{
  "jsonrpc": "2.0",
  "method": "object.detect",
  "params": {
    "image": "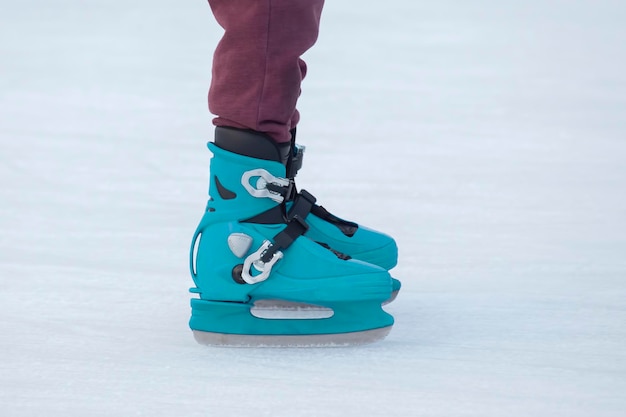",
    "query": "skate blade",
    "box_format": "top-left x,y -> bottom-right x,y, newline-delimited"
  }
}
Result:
192,325 -> 392,348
